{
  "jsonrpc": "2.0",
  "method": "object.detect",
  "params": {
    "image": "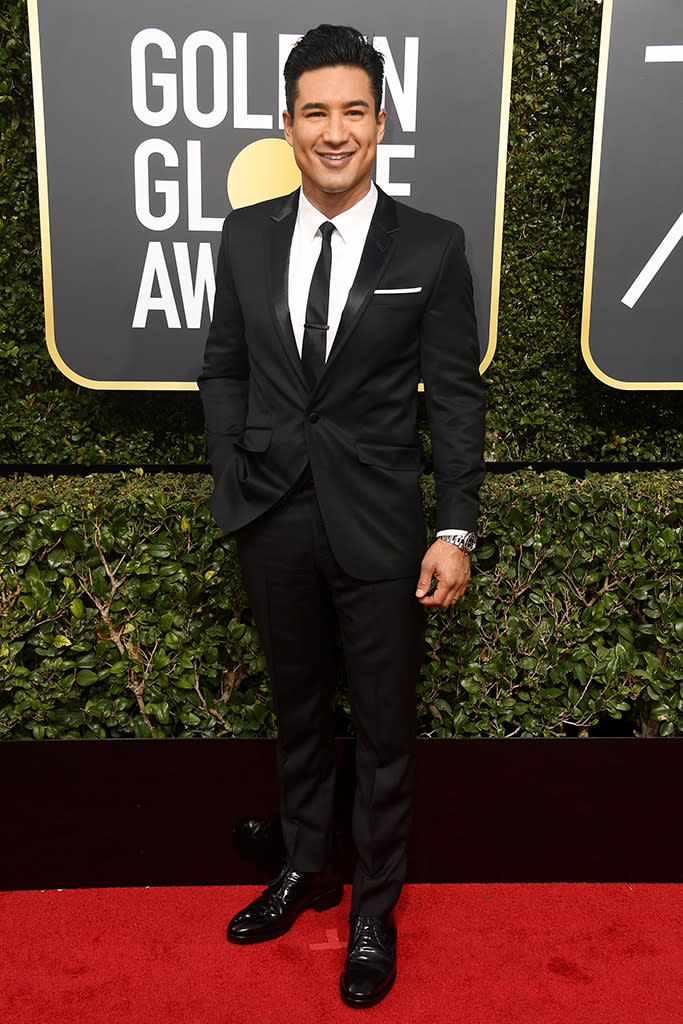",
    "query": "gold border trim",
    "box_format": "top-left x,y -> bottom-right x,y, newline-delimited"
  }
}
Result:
29,1 -> 515,390
480,0 -> 516,375
581,0 -> 682,390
